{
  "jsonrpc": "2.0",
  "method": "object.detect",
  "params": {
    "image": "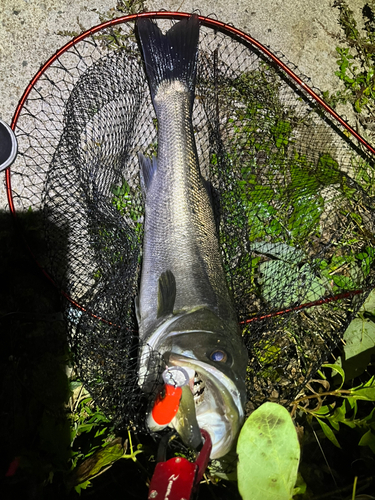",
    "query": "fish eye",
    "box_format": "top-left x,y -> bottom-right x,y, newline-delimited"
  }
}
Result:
210,350 -> 227,363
